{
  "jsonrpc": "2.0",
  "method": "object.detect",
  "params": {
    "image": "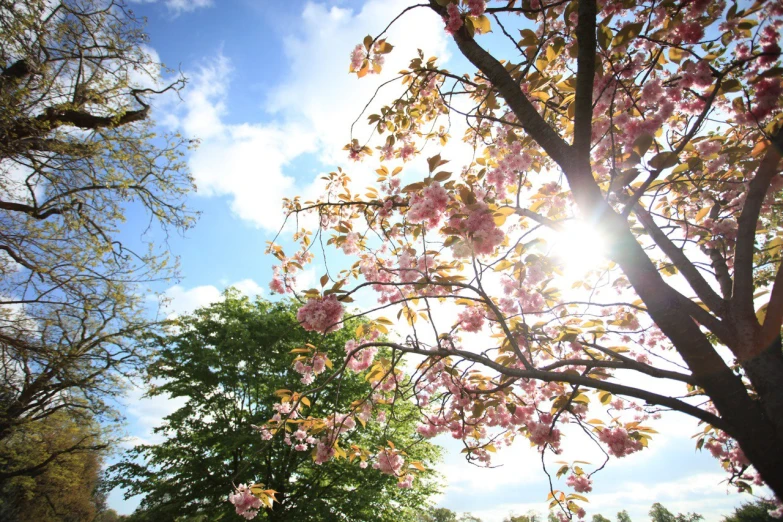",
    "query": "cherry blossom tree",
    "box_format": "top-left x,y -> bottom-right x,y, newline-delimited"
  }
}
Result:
240,0 -> 783,518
